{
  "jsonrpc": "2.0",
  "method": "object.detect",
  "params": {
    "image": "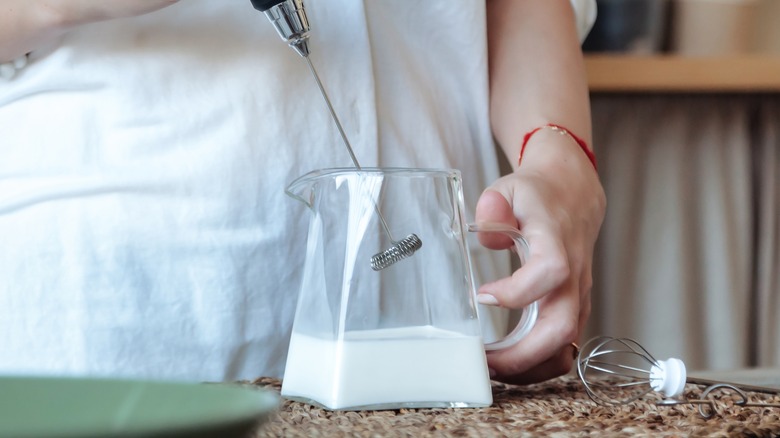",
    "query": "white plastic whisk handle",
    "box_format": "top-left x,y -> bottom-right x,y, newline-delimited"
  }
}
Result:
650,358 -> 687,398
